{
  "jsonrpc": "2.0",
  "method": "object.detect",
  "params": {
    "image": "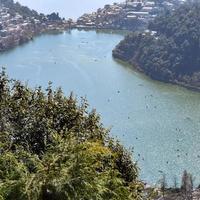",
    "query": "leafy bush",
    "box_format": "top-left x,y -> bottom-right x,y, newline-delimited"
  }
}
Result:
0,69 -> 145,200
